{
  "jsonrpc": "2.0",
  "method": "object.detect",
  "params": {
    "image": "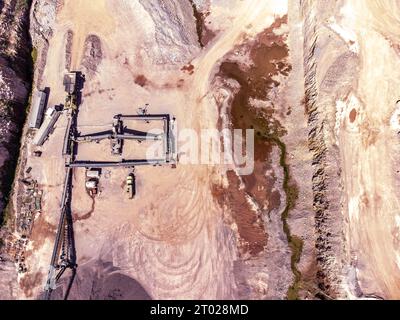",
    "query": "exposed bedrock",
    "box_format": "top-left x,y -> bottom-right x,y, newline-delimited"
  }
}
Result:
301,0 -> 360,298
138,0 -> 201,64
29,0 -> 57,87
80,34 -> 102,77
0,0 -> 33,223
